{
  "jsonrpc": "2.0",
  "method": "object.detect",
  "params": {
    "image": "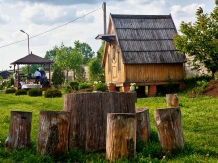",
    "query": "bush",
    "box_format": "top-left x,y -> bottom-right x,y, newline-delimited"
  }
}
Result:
93,82 -> 107,92
44,88 -> 62,98
28,88 -> 42,97
69,81 -> 79,91
5,88 -> 16,94
15,89 -> 27,95
78,83 -> 90,90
